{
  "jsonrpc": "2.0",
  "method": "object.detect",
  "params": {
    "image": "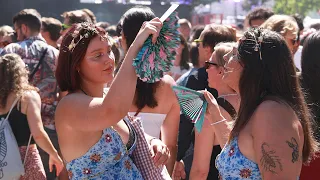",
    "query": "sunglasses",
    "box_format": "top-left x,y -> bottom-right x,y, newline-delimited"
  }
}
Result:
62,24 -> 72,31
205,61 -> 219,69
